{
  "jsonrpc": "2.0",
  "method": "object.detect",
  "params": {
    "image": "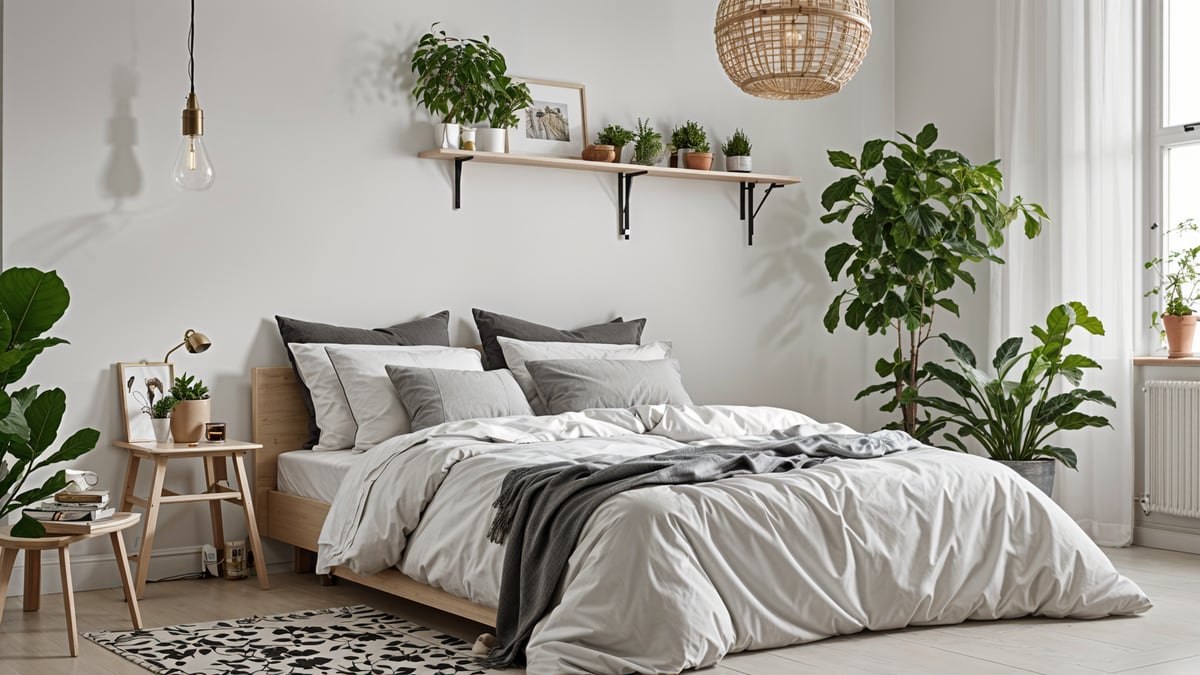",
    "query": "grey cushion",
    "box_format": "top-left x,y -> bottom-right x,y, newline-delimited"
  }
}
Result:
472,308 -> 645,370
386,365 -> 533,431
525,358 -> 693,415
276,312 -> 450,447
